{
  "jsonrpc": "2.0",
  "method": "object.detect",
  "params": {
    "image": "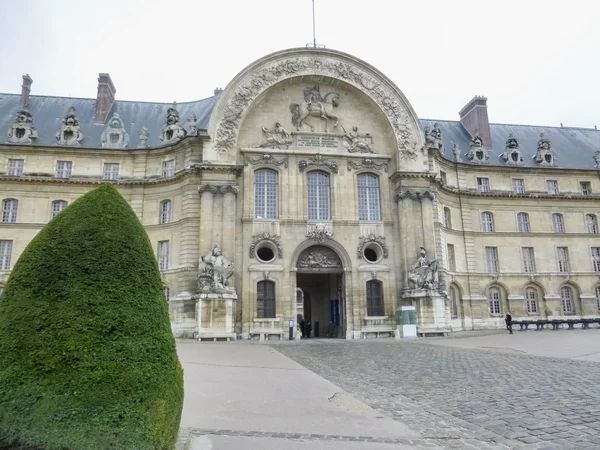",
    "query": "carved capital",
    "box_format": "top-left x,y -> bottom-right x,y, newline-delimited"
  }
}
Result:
244,154 -> 289,168
219,185 -> 240,196
395,189 -> 435,203
198,184 -> 218,195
